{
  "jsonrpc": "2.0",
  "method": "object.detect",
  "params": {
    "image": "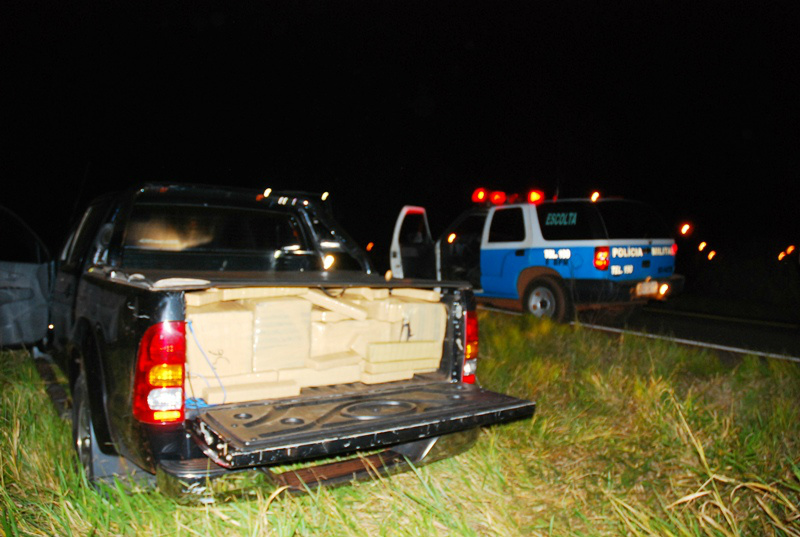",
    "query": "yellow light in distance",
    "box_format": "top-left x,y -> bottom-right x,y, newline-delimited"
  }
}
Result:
447,233 -> 457,243
590,191 -> 600,202
263,188 -> 272,197
698,241 -> 707,251
323,254 -> 335,270
680,223 -> 692,235
659,283 -> 670,296
321,192 -> 329,201
778,251 -> 786,261
708,251 -> 716,260
366,242 -> 374,252
787,245 -> 796,255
